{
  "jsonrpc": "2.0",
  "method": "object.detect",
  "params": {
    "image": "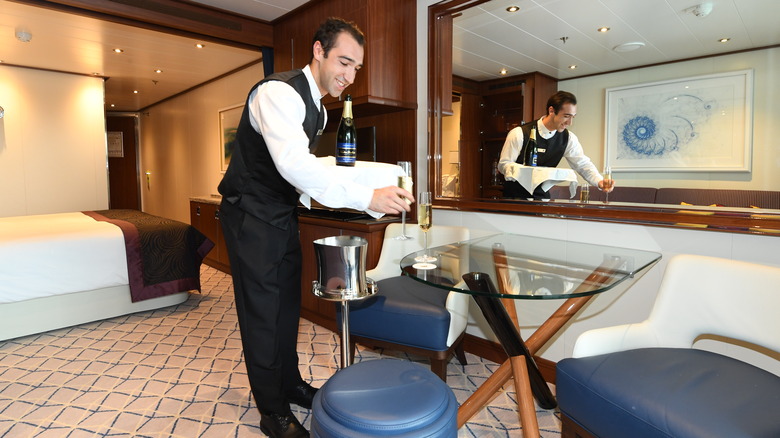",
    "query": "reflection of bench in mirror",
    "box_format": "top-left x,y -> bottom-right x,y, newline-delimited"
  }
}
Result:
547,186 -> 780,209
548,185 -> 657,204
